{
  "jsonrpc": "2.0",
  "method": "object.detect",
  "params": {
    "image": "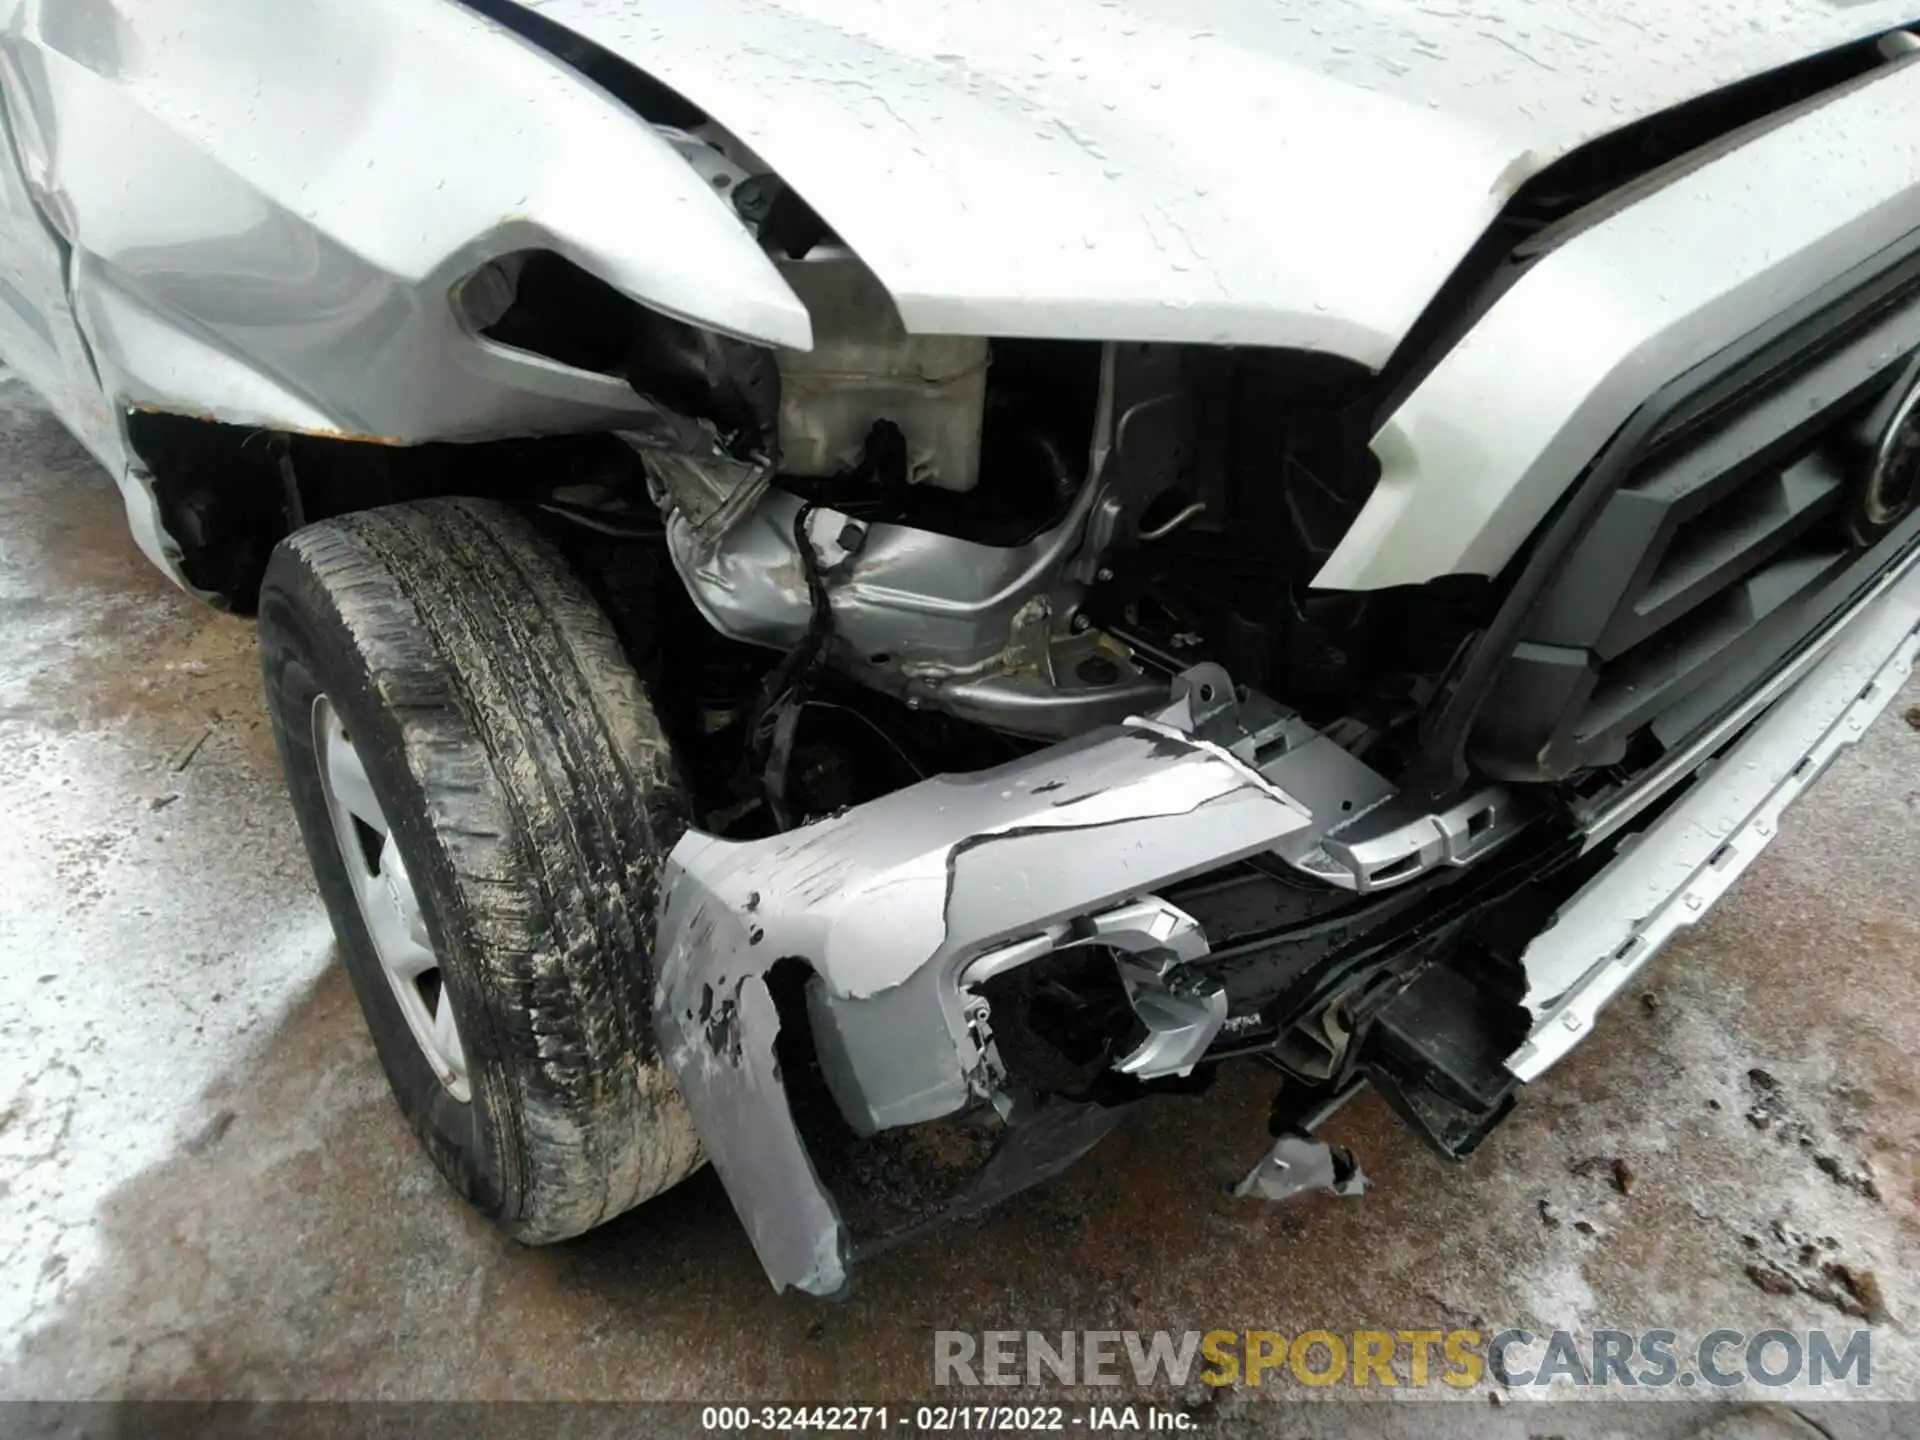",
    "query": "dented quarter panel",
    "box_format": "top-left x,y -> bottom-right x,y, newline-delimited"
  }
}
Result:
0,36 -> 119,469
0,0 -> 811,580
495,0 -> 1918,364
653,719 -> 1315,1294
